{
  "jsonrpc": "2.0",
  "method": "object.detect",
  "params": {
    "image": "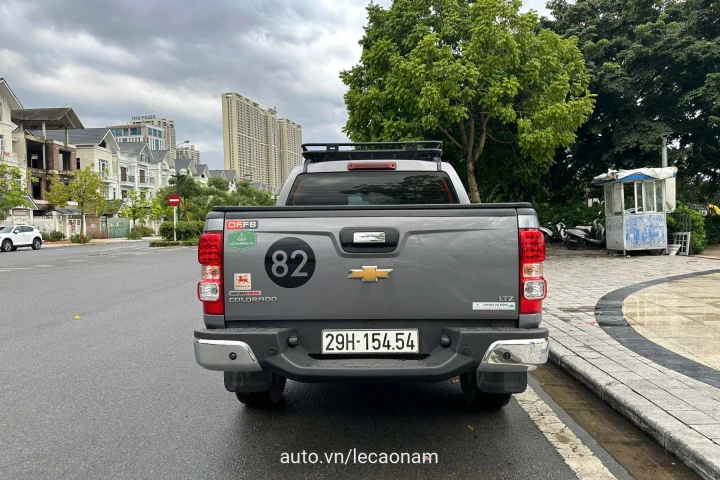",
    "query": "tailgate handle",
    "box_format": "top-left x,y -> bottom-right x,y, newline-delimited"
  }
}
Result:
340,228 -> 399,253
353,231 -> 386,244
